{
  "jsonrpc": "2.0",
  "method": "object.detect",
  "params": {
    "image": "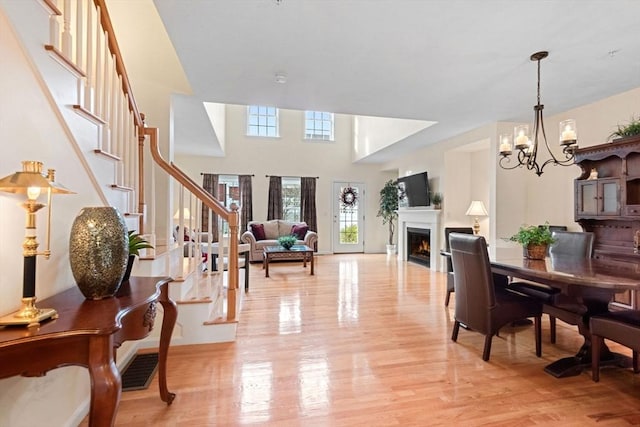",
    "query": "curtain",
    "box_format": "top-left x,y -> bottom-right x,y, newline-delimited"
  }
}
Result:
202,173 -> 219,242
300,176 -> 317,232
239,175 -> 253,234
267,176 -> 282,220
